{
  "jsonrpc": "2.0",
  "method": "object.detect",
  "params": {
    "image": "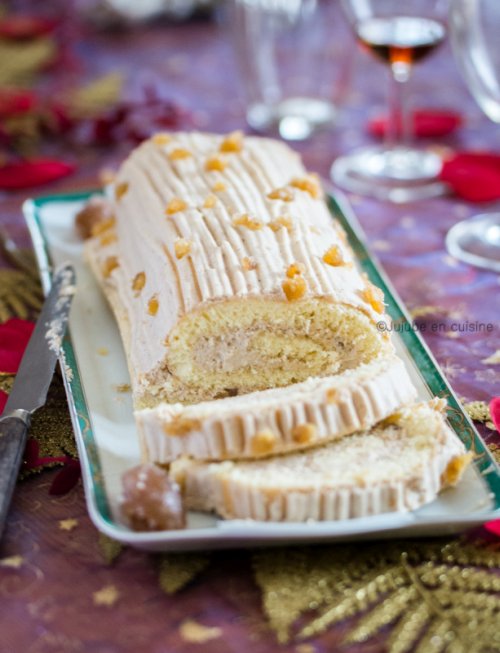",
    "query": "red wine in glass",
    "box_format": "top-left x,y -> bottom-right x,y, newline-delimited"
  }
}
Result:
356,16 -> 446,69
